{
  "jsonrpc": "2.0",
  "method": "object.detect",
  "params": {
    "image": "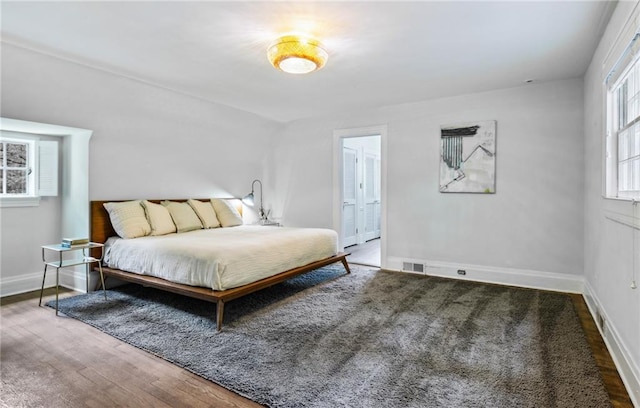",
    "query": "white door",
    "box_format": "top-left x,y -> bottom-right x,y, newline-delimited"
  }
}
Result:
363,150 -> 381,241
342,146 -> 358,247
